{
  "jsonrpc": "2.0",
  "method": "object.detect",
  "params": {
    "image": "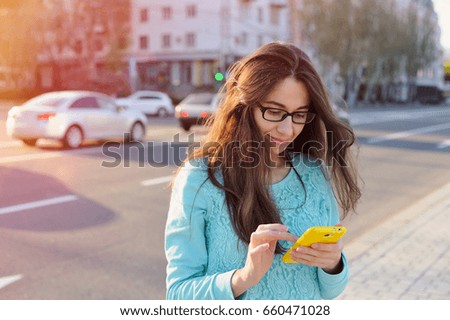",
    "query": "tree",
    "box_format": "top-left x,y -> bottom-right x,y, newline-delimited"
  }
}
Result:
0,0 -> 131,94
298,0 -> 441,106
38,0 -> 130,89
0,0 -> 42,91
